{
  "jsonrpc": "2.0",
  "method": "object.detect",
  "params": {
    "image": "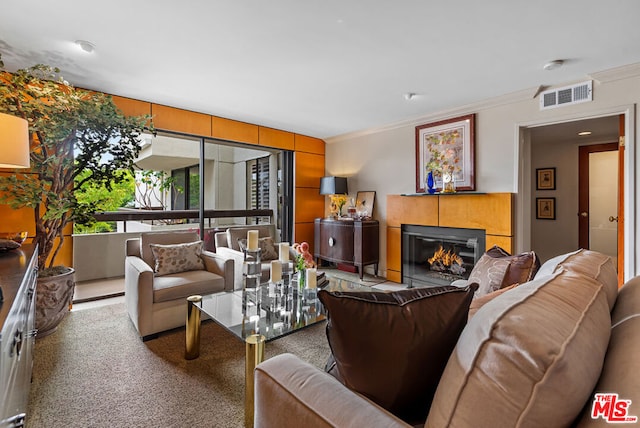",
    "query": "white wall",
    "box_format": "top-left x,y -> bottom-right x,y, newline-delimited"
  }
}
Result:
326,66 -> 640,280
